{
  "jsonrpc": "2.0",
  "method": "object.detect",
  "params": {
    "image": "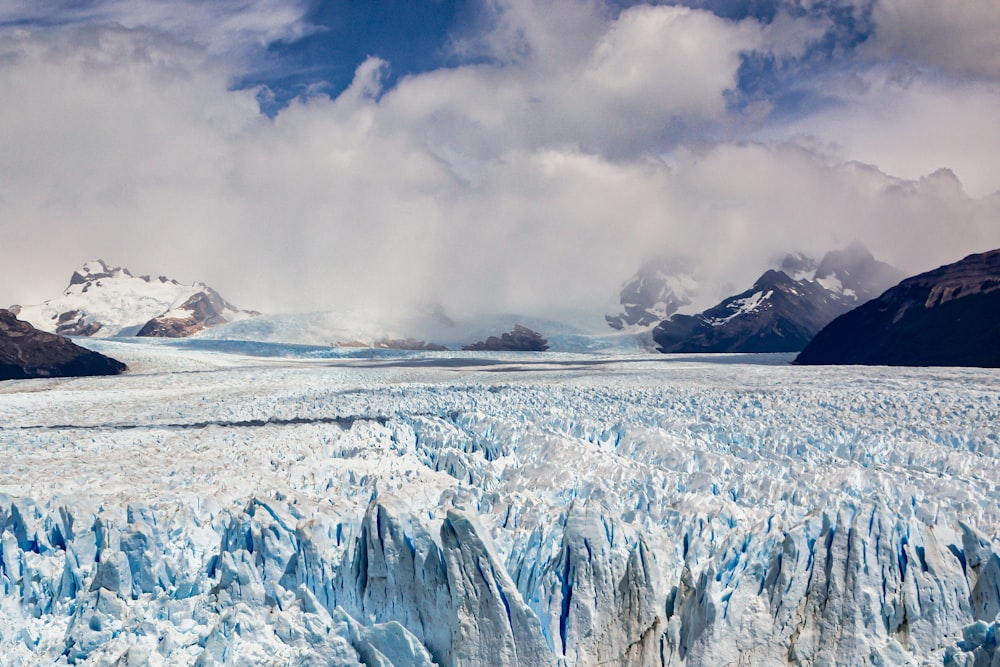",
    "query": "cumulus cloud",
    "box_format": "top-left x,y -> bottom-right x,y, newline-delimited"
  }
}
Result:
1,1 -> 998,324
